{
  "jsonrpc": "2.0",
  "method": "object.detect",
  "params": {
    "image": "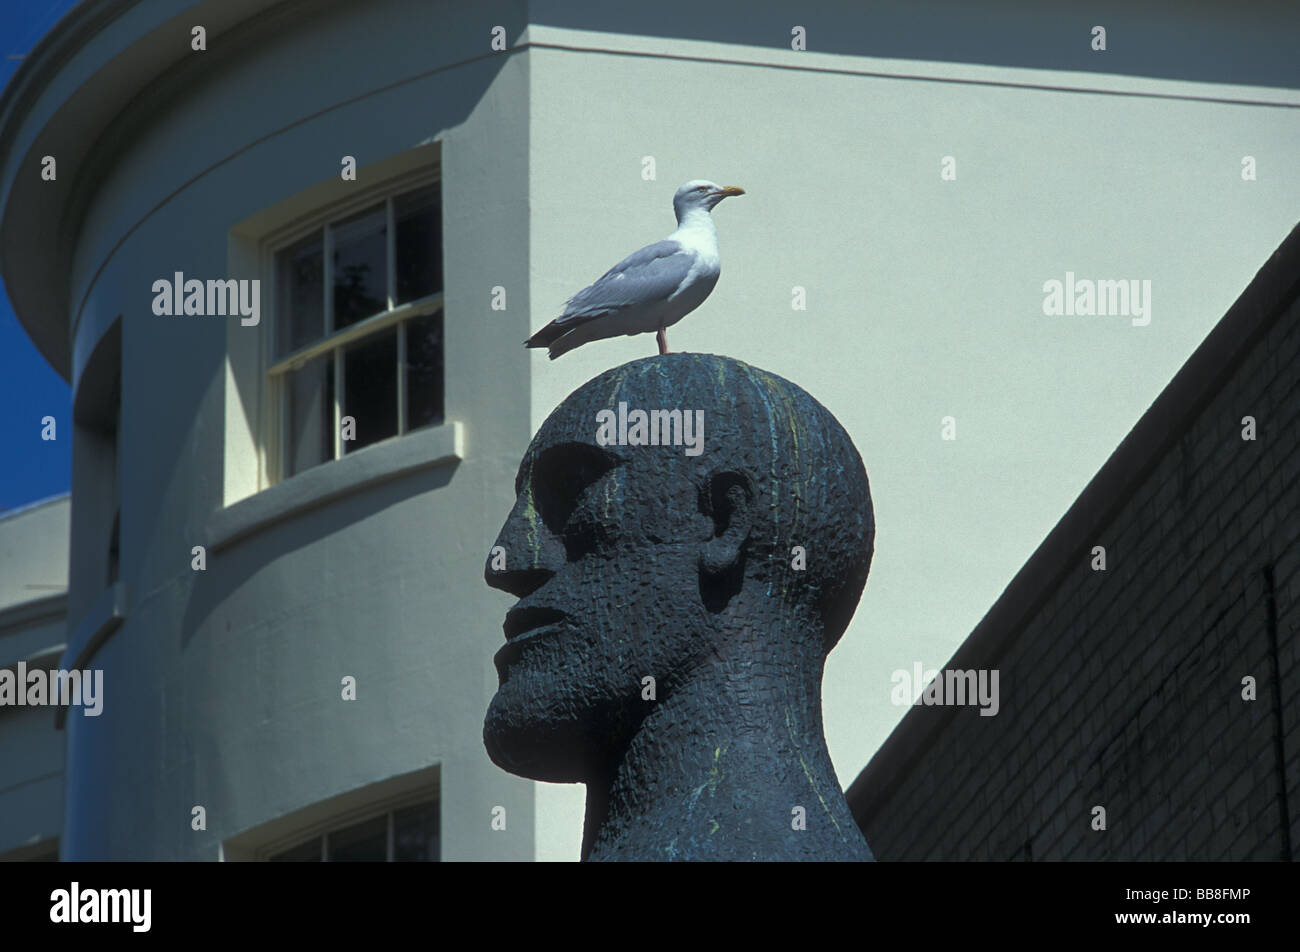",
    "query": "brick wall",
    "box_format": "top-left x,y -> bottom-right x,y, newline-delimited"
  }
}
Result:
848,226 -> 1300,860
